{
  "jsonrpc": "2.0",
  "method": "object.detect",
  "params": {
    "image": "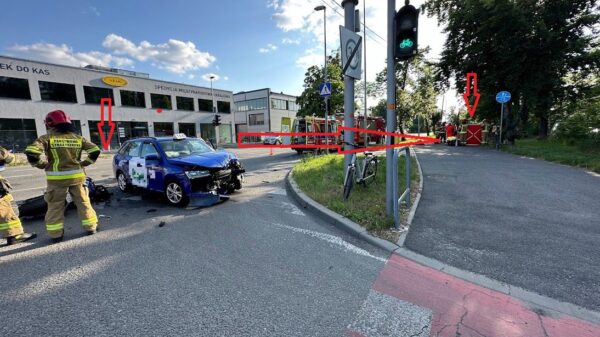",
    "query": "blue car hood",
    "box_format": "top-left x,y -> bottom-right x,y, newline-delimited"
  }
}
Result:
167,151 -> 236,169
